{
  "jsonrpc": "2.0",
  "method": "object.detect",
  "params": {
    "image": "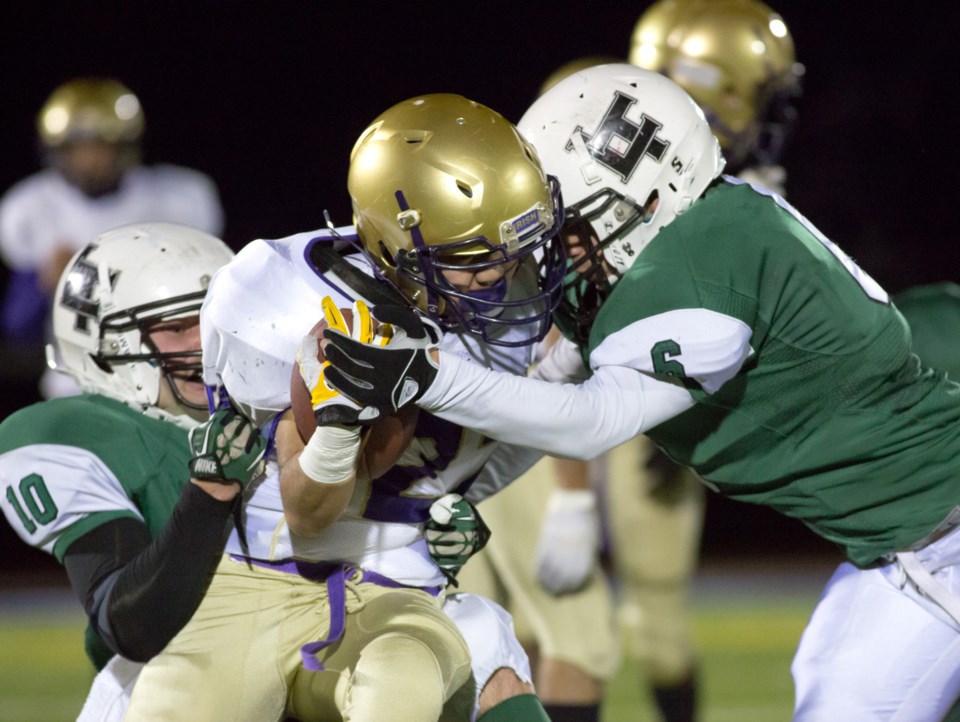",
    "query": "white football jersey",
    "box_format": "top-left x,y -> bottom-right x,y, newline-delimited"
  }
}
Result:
0,164 -> 223,270
201,227 -> 538,586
